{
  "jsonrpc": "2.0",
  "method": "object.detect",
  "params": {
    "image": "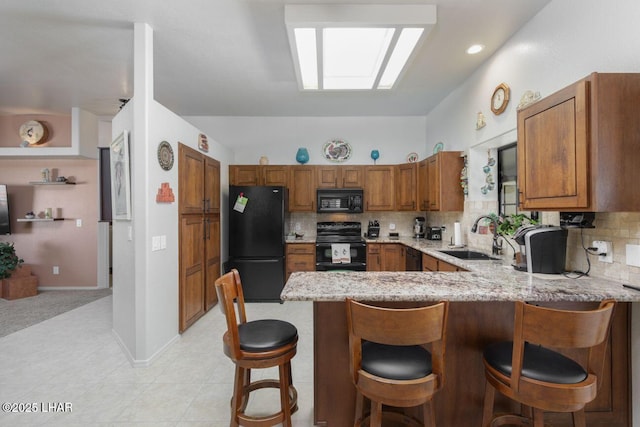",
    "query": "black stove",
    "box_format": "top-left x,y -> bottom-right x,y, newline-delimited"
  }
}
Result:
315,222 -> 366,271
315,221 -> 365,243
